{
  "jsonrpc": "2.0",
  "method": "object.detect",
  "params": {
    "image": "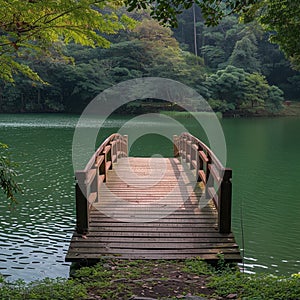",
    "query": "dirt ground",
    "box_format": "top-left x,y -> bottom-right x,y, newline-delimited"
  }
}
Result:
76,259 -> 232,300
